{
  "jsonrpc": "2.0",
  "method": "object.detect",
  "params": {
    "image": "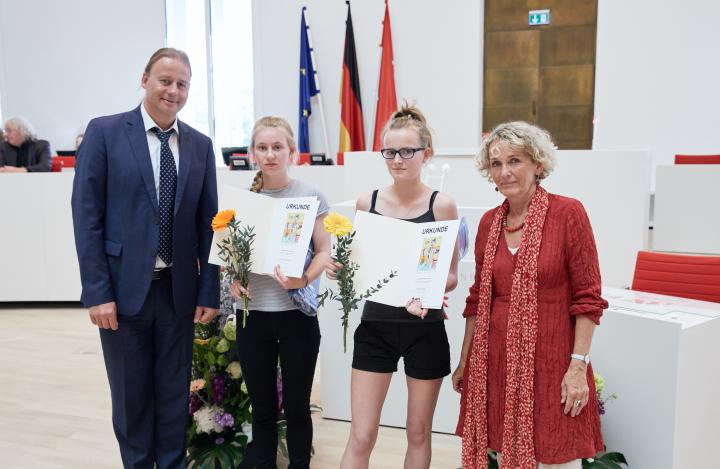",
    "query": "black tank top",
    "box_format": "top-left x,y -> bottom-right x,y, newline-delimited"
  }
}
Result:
361,190 -> 444,322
